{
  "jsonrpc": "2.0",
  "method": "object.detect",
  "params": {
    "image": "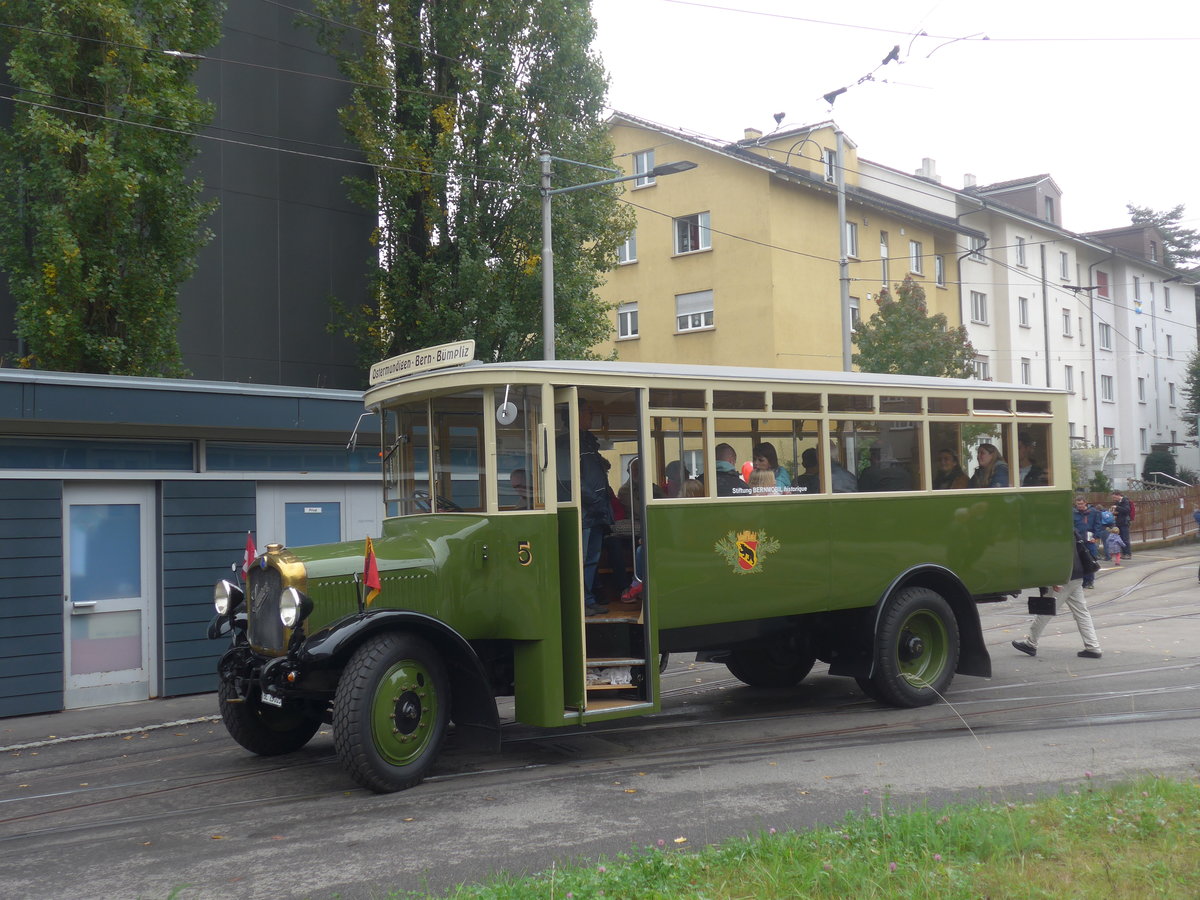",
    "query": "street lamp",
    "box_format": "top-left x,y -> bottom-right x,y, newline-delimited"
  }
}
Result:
540,154 -> 697,360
